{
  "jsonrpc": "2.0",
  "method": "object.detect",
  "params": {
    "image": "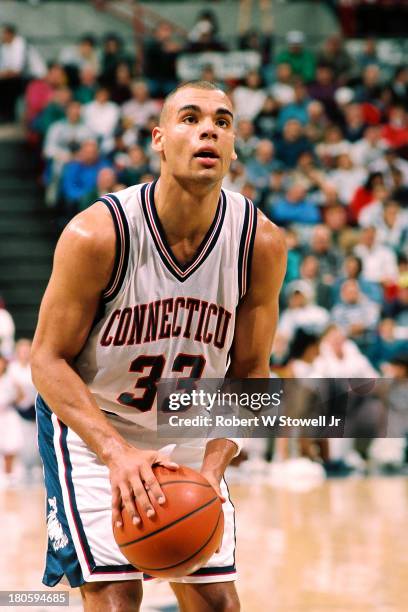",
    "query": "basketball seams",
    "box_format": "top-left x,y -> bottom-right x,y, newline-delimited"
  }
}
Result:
159,480 -> 212,488
119,496 -> 219,548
